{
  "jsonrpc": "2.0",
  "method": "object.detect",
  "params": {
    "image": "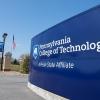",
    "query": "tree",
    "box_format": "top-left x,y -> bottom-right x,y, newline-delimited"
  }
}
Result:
12,59 -> 19,65
5,52 -> 12,57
